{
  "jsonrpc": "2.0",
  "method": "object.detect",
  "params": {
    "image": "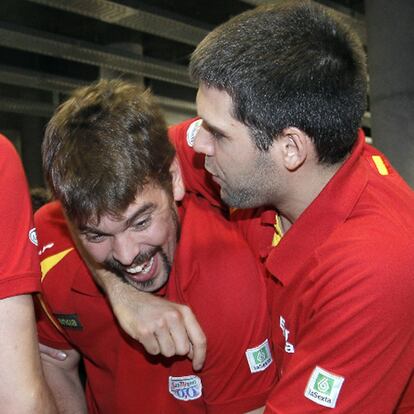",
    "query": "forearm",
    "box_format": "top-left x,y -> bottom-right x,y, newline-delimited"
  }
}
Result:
93,267 -> 206,369
41,351 -> 87,414
0,383 -> 57,414
0,294 -> 57,413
